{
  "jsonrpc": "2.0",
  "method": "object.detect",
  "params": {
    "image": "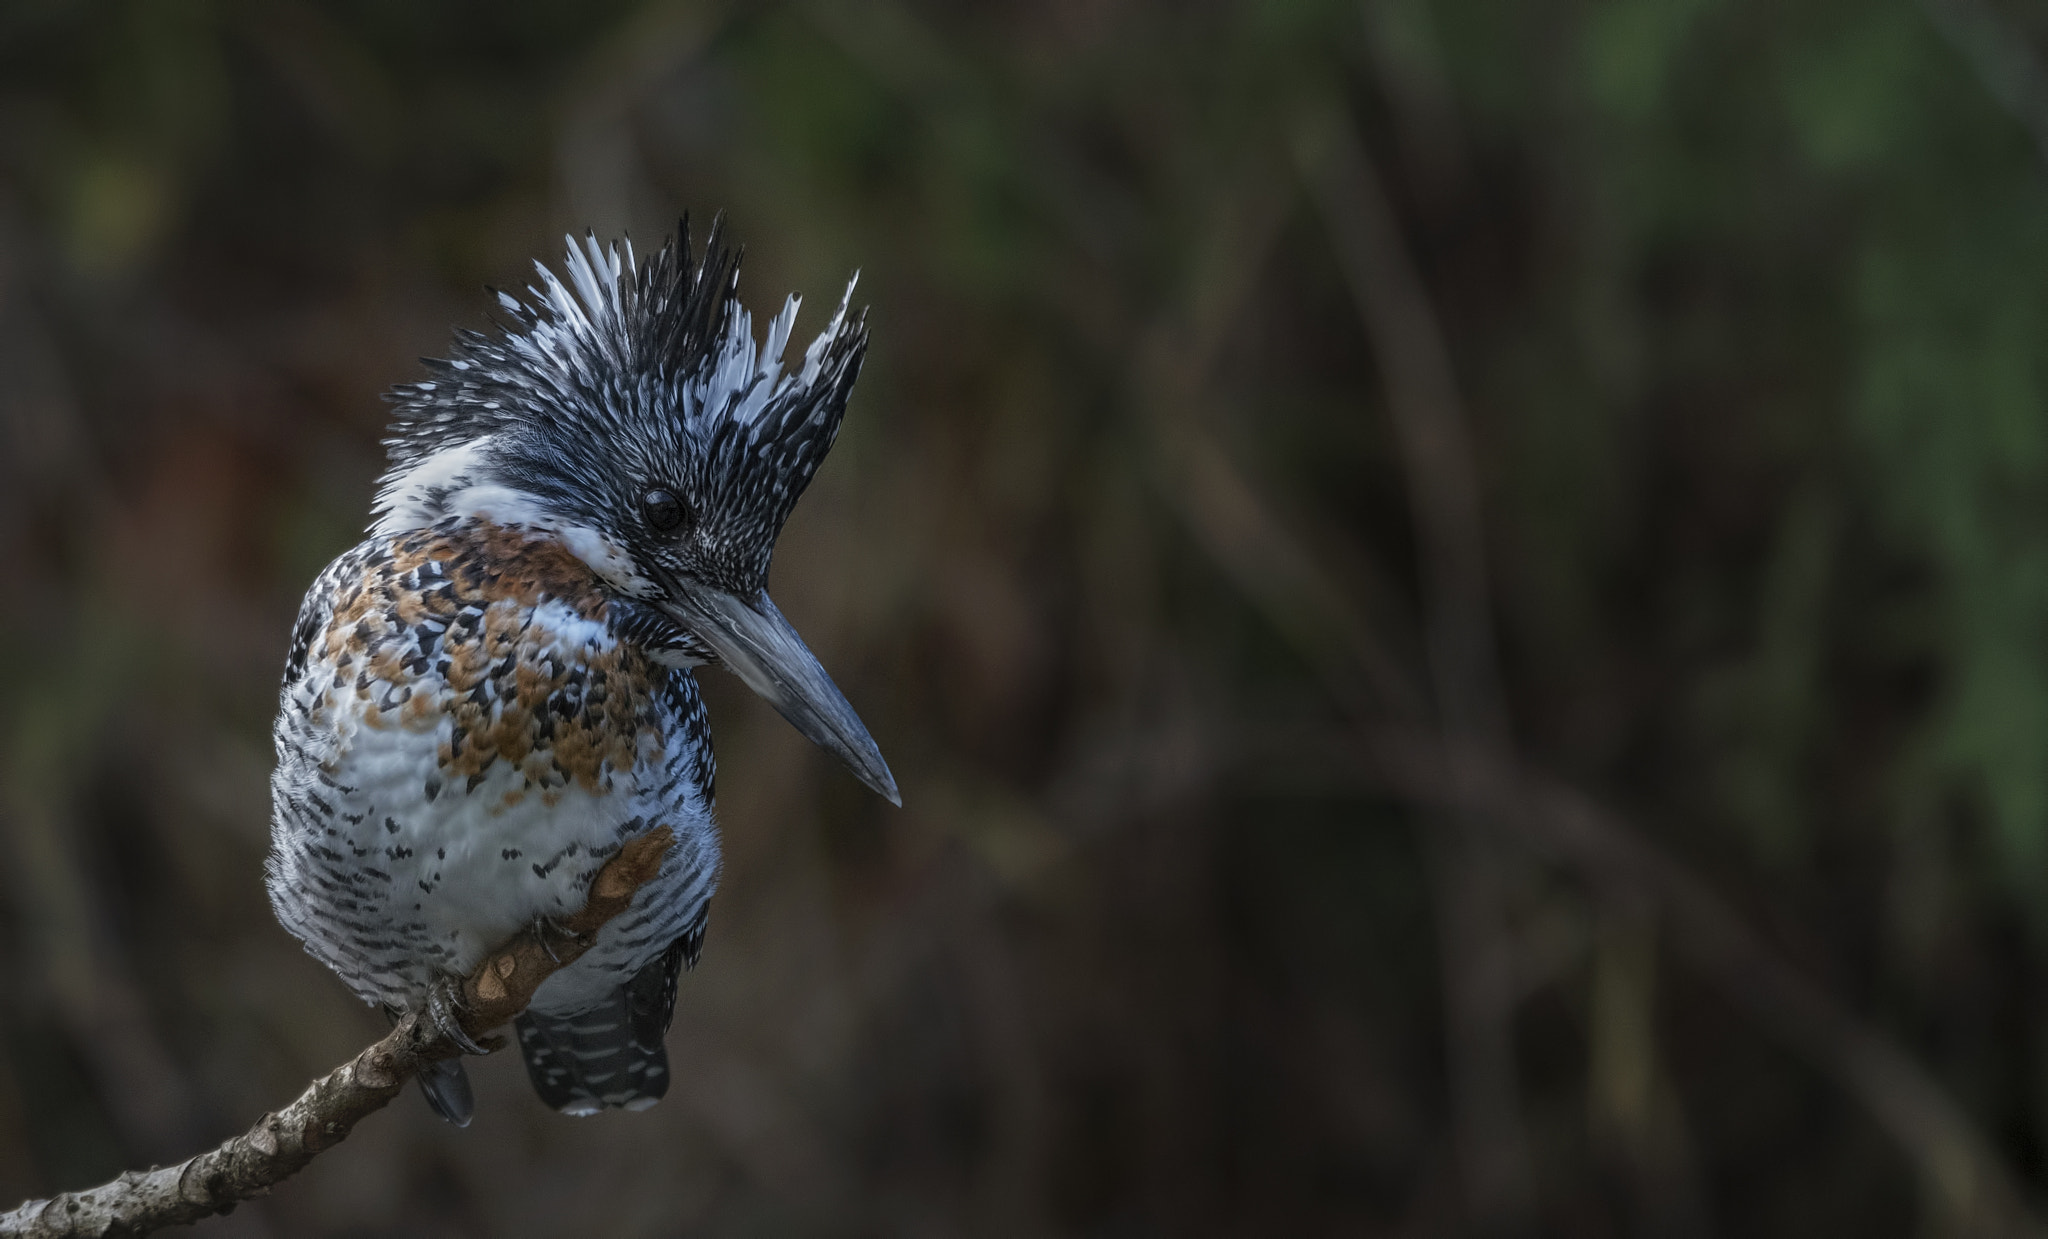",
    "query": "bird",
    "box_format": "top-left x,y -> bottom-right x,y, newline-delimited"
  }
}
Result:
265,215 -> 898,1125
